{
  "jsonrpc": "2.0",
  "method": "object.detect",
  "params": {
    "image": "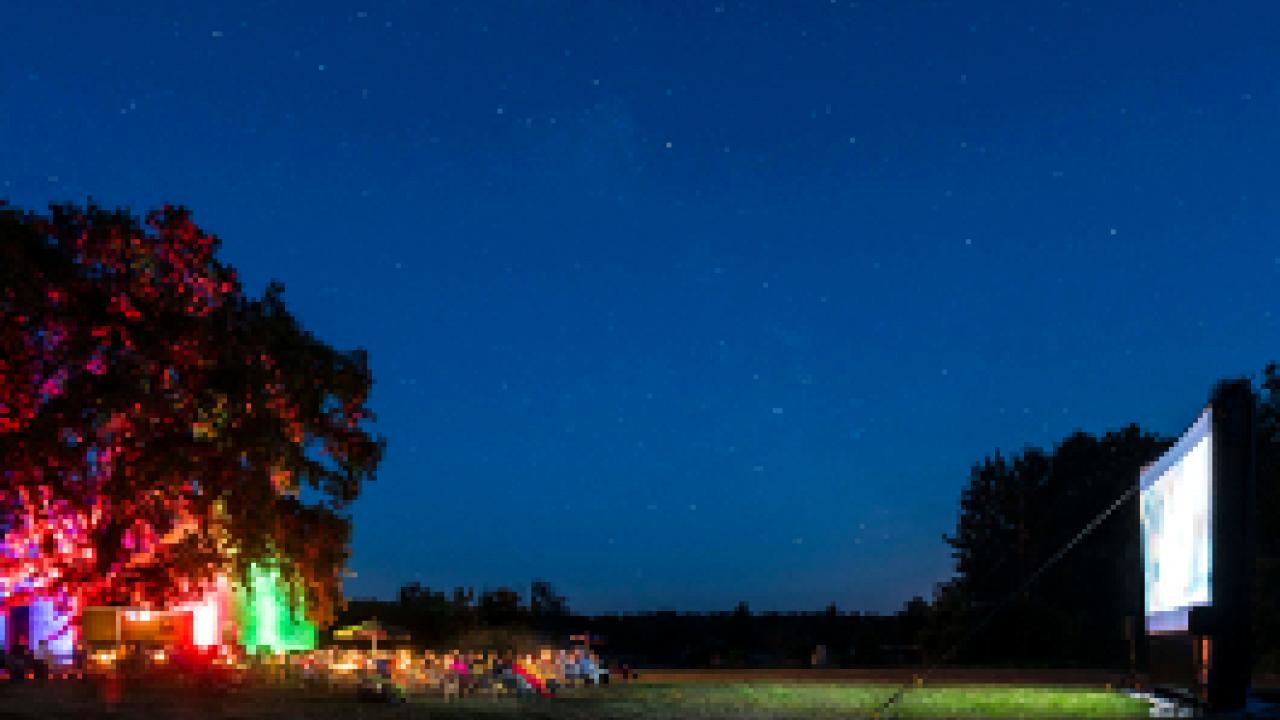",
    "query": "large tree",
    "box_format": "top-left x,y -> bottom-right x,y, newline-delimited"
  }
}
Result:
0,202 -> 383,627
1253,365 -> 1280,670
938,425 -> 1169,666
